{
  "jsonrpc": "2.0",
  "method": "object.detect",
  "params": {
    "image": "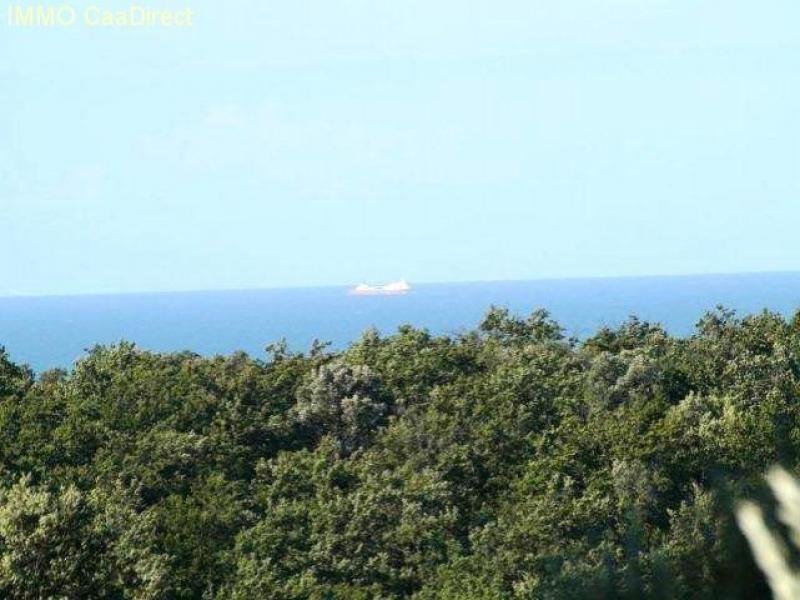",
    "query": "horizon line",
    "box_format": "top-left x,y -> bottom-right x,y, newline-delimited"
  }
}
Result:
1,268 -> 799,301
